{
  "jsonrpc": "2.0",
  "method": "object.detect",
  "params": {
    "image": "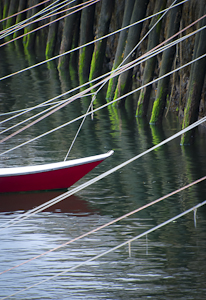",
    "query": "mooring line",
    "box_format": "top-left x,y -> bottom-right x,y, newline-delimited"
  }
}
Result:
0,0 -> 95,39
64,0 -> 180,155
0,93 -> 95,118
1,21 -> 205,141
1,200 -> 205,300
0,0 -> 51,24
1,50 -> 205,155
0,31 -> 180,127
0,0 -> 100,47
0,4 -> 203,134
64,95 -> 96,161
0,0 -> 189,82
0,0 -> 64,38
1,116 -> 205,231
0,176 -> 205,276
0,9 -> 203,126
